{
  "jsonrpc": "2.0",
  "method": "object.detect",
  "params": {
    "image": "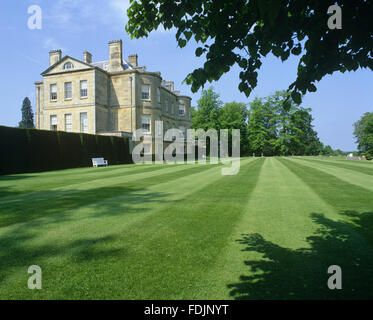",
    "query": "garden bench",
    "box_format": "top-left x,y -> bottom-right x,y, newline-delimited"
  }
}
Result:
92,157 -> 108,167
